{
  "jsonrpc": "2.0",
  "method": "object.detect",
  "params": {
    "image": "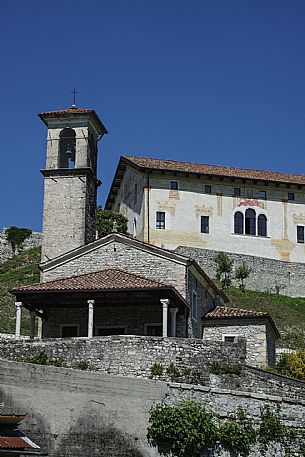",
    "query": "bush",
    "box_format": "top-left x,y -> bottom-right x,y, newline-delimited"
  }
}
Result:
274,350 -> 305,381
149,362 -> 164,378
25,350 -> 48,365
5,226 -> 32,255
209,362 -> 242,376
